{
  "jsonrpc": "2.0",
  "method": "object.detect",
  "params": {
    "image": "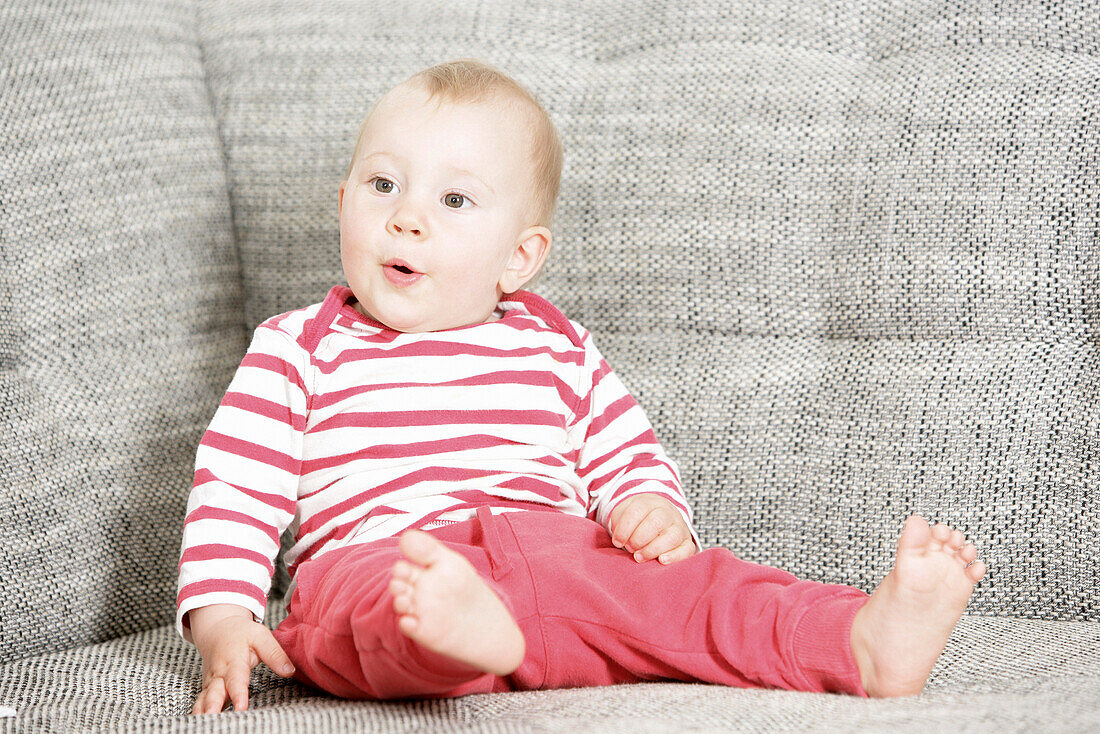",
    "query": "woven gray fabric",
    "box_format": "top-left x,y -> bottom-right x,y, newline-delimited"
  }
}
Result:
197,0 -> 1099,619
0,0 -> 246,663
1,599 -> 1097,732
